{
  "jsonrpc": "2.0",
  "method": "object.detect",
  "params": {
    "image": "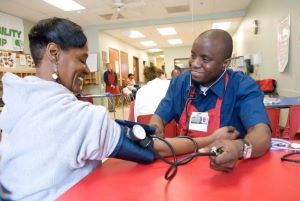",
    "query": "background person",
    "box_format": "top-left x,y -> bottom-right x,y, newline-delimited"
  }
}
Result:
103,62 -> 119,111
149,29 -> 271,172
171,67 -> 182,78
134,66 -> 170,121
